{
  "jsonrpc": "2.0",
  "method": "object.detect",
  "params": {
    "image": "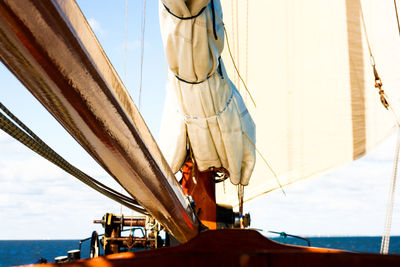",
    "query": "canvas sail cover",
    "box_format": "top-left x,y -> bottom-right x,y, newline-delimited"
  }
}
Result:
215,0 -> 400,205
158,0 -> 256,186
